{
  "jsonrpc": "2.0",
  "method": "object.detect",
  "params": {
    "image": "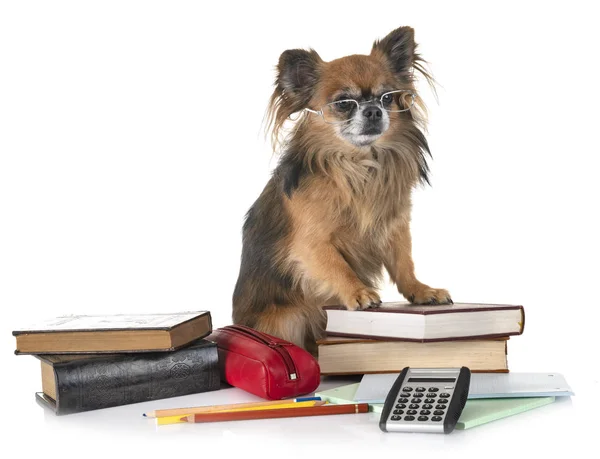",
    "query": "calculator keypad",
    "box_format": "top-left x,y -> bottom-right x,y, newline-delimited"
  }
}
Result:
387,380 -> 456,430
382,368 -> 469,434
